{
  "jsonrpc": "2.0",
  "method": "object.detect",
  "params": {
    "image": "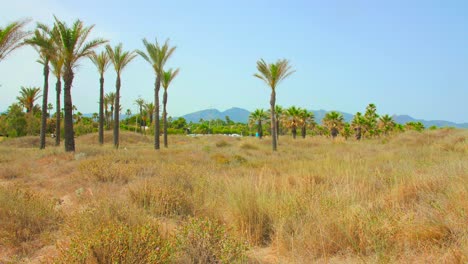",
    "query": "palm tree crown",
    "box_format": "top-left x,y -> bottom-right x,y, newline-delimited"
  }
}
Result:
17,86 -> 41,113
0,19 -> 31,62
254,59 -> 295,91
137,38 -> 176,76
106,43 -> 136,75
